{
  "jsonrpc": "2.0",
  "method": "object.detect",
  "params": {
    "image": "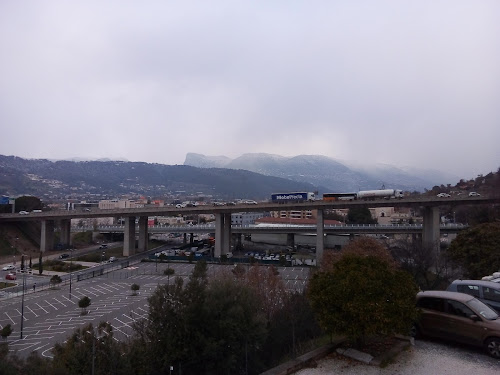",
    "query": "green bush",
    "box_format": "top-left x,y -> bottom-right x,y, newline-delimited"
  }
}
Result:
164,268 -> 175,276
